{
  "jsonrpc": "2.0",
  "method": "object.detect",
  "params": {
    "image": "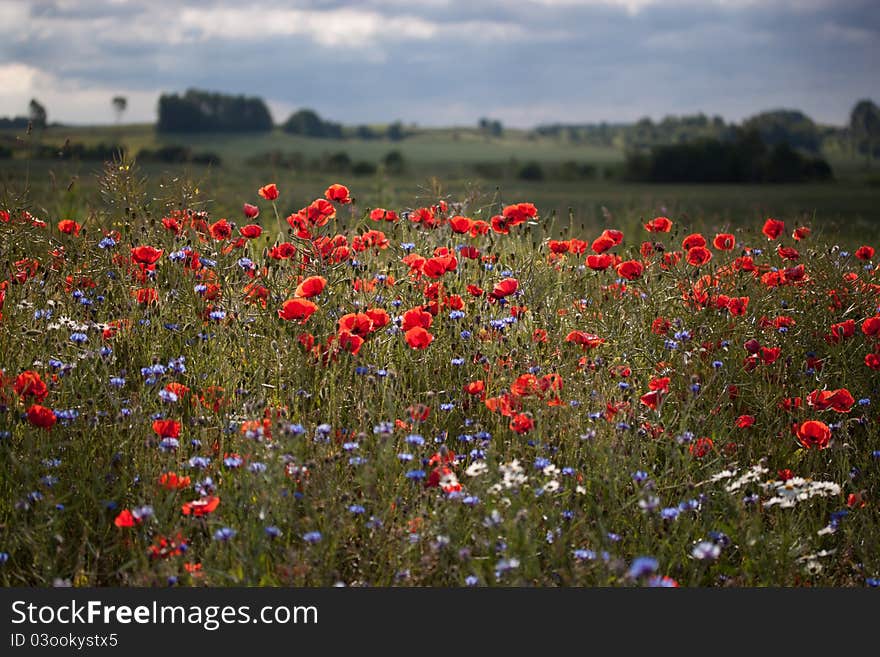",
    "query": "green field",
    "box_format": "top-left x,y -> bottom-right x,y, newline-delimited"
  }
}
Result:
2,124 -> 878,241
